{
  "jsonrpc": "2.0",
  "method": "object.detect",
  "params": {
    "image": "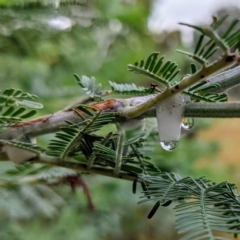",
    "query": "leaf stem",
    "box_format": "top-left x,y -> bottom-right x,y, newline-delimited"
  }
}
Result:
121,52 -> 239,118
114,125 -> 125,175
35,154 -> 140,182
183,102 -> 240,118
